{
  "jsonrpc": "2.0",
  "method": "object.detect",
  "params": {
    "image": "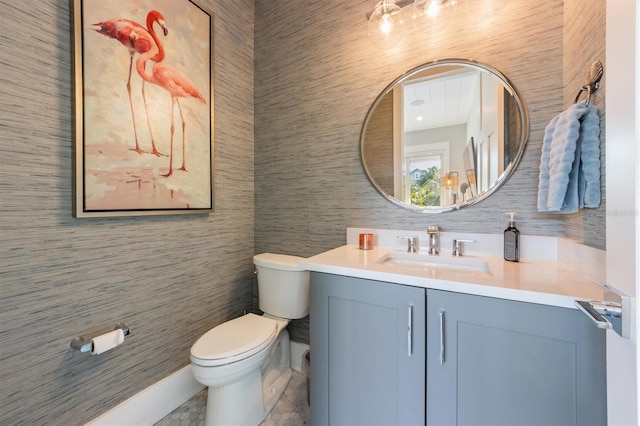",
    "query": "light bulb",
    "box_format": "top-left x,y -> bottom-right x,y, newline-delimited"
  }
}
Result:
426,0 -> 442,16
368,0 -> 403,49
380,14 -> 393,34
412,0 -> 458,28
